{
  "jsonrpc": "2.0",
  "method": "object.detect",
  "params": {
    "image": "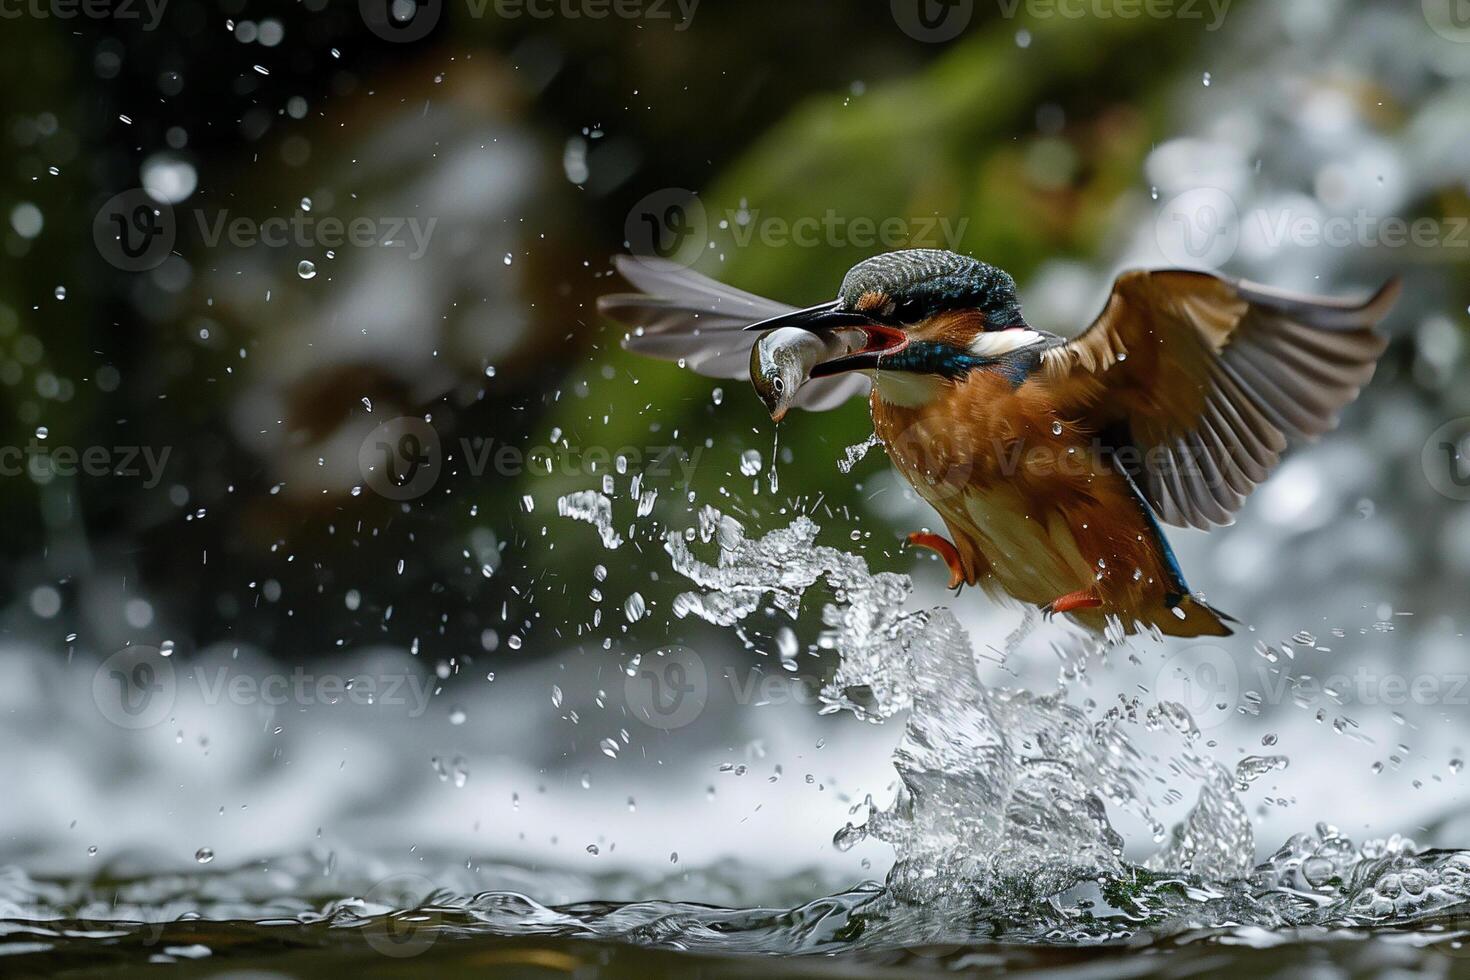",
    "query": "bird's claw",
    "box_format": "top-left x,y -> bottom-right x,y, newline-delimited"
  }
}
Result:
1041,590 -> 1103,620
905,531 -> 966,590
